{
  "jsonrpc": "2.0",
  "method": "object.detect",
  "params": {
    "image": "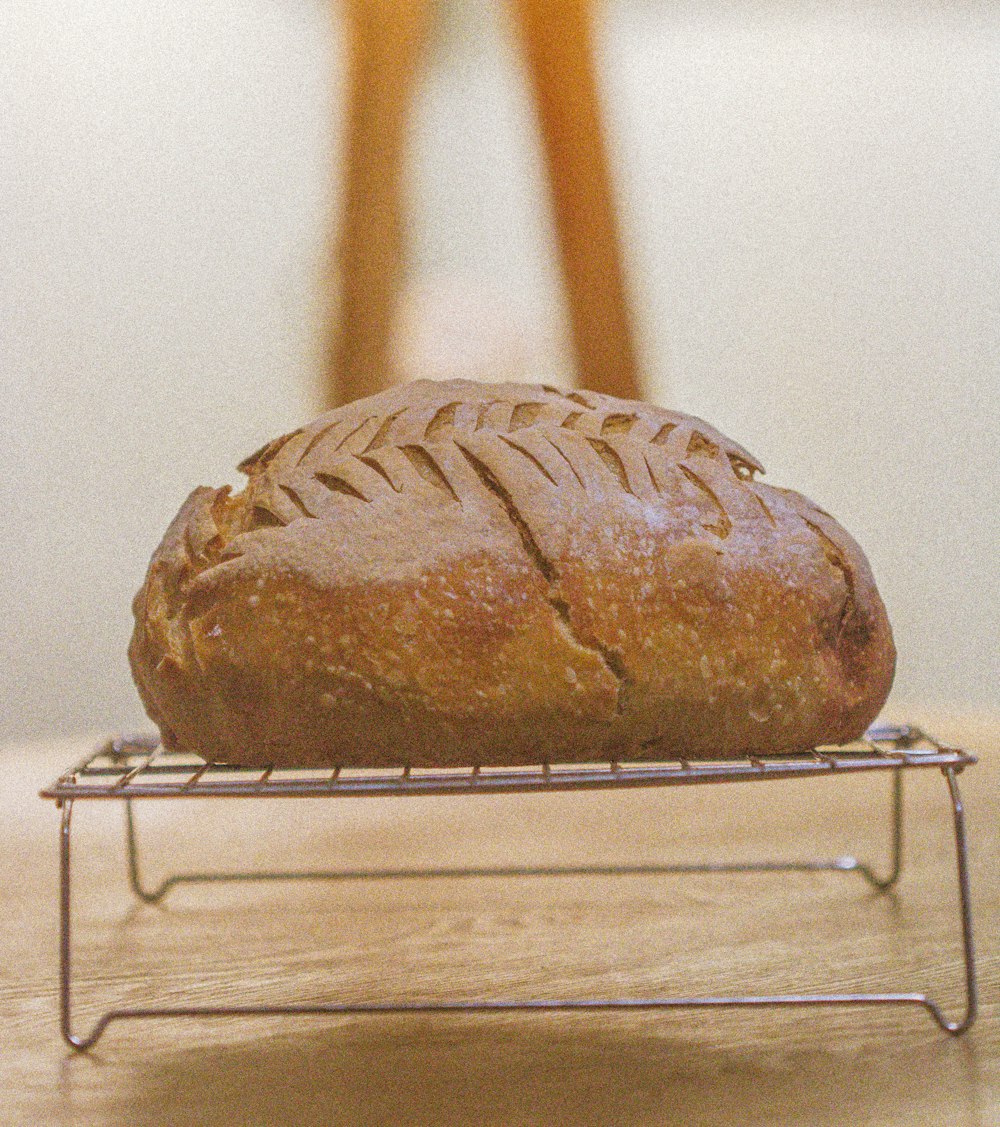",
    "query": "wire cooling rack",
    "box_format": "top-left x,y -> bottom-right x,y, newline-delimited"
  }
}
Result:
42,723 -> 978,1051
41,723 -> 975,800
